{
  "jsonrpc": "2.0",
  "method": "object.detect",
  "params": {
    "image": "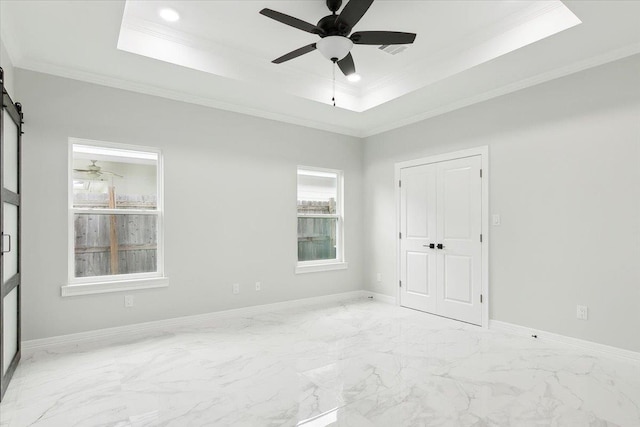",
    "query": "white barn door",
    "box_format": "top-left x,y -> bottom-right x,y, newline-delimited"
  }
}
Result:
400,155 -> 483,326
